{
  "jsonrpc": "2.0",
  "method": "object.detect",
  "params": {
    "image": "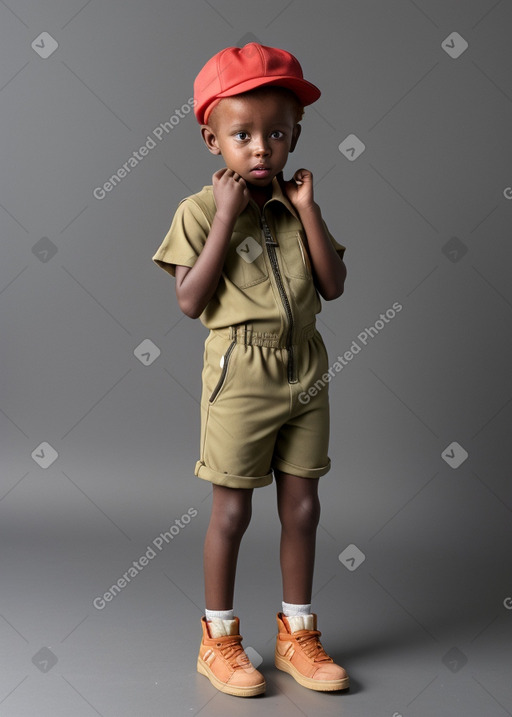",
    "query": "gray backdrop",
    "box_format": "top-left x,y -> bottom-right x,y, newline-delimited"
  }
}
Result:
1,1 -> 511,716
